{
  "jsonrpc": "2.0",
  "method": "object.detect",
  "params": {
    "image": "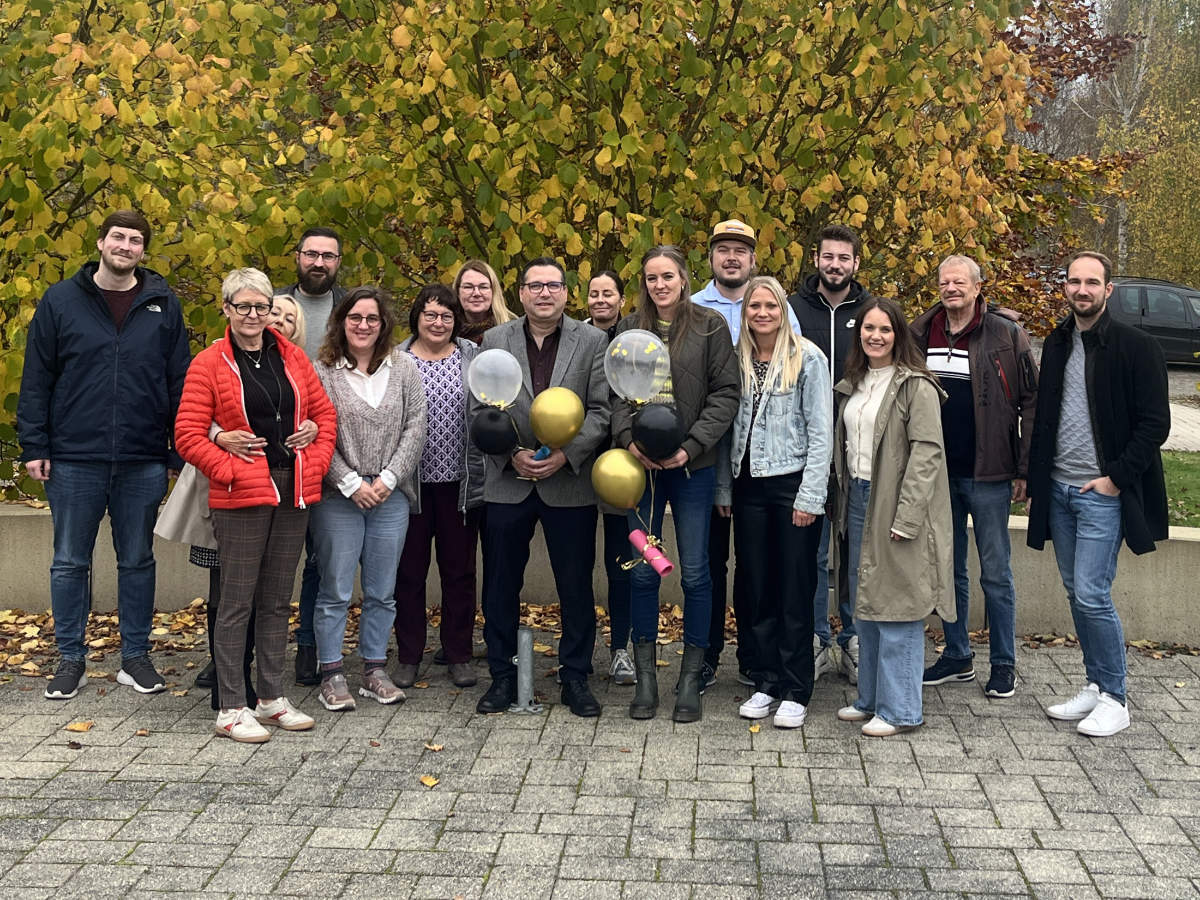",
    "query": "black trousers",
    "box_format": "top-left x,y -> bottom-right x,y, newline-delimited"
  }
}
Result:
481,494 -> 597,682
732,471 -> 823,704
706,509 -> 753,671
